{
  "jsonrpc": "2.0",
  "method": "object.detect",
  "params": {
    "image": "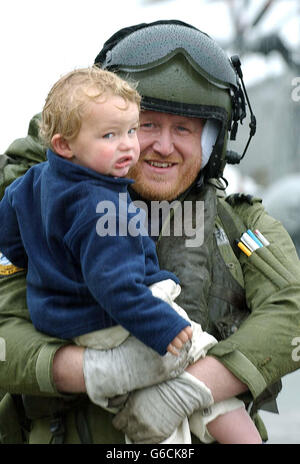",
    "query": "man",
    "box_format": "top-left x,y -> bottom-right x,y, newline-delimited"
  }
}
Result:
1,20 -> 300,444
